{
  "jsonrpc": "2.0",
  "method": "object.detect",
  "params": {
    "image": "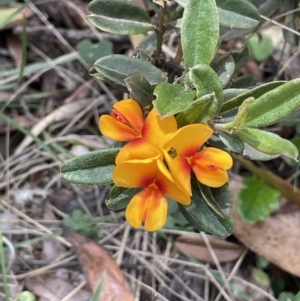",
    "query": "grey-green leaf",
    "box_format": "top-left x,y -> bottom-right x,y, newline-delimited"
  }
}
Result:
218,130 -> 244,152
87,0 -> 154,35
211,54 -> 235,87
176,93 -> 214,126
236,127 -> 299,161
124,73 -> 154,111
179,177 -> 234,238
107,186 -> 142,210
199,183 -> 232,219
93,55 -> 167,86
189,64 -> 224,115
61,149 -> 119,185
153,82 -> 196,117
181,0 -> 219,69
220,81 -> 285,113
175,0 -> 260,29
243,79 -> 300,127
243,143 -> 281,161
216,0 -> 260,29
